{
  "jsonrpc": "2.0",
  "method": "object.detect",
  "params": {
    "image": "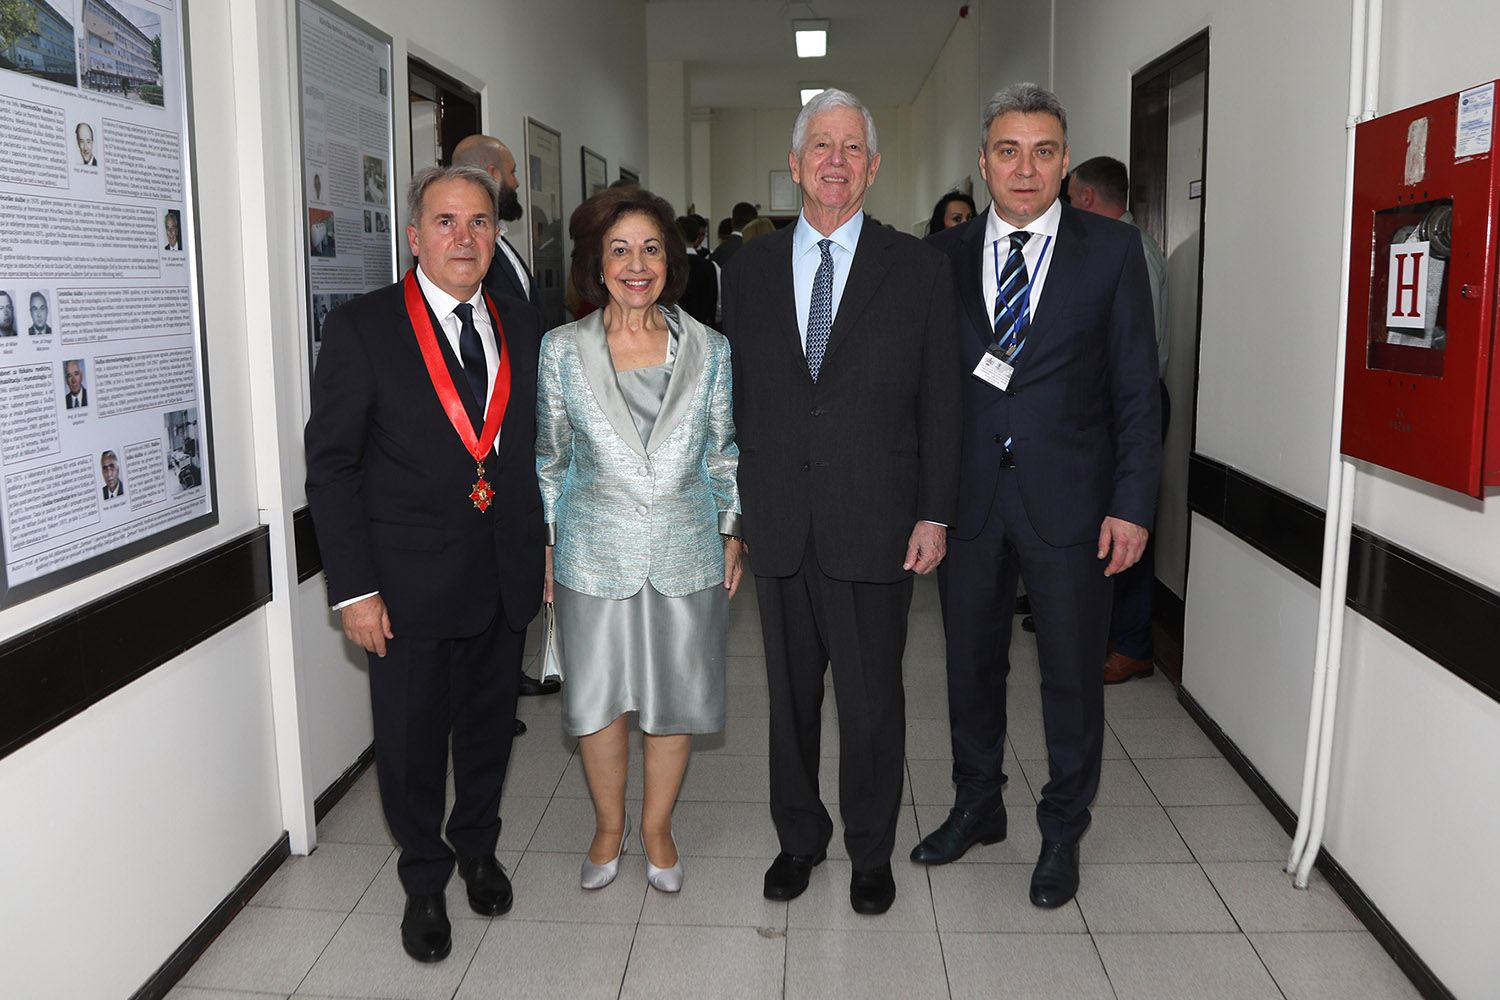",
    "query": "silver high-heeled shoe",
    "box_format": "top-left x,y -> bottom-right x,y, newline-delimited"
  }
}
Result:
580,815 -> 631,890
641,830 -> 684,893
